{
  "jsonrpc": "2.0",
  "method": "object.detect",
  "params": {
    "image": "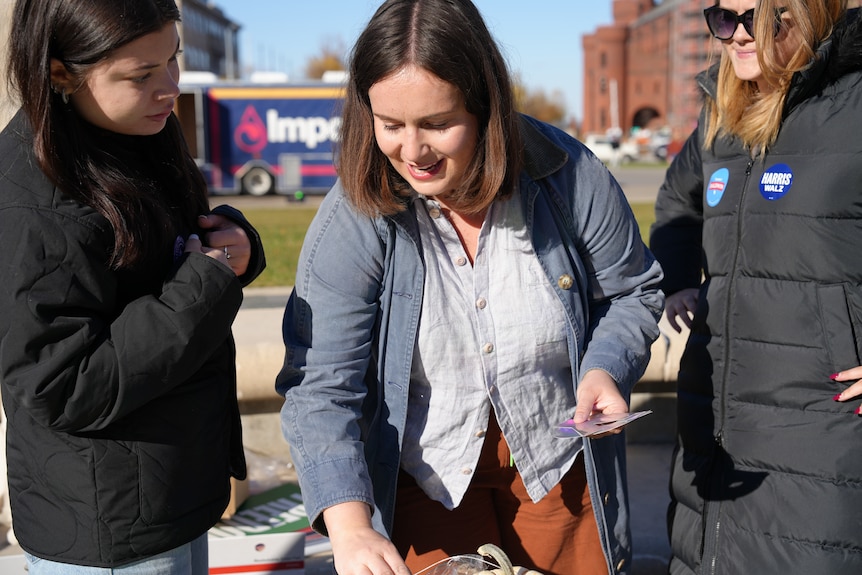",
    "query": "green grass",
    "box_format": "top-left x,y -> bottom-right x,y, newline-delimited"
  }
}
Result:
243,207 -> 319,287
630,201 -> 656,246
244,201 -> 656,287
